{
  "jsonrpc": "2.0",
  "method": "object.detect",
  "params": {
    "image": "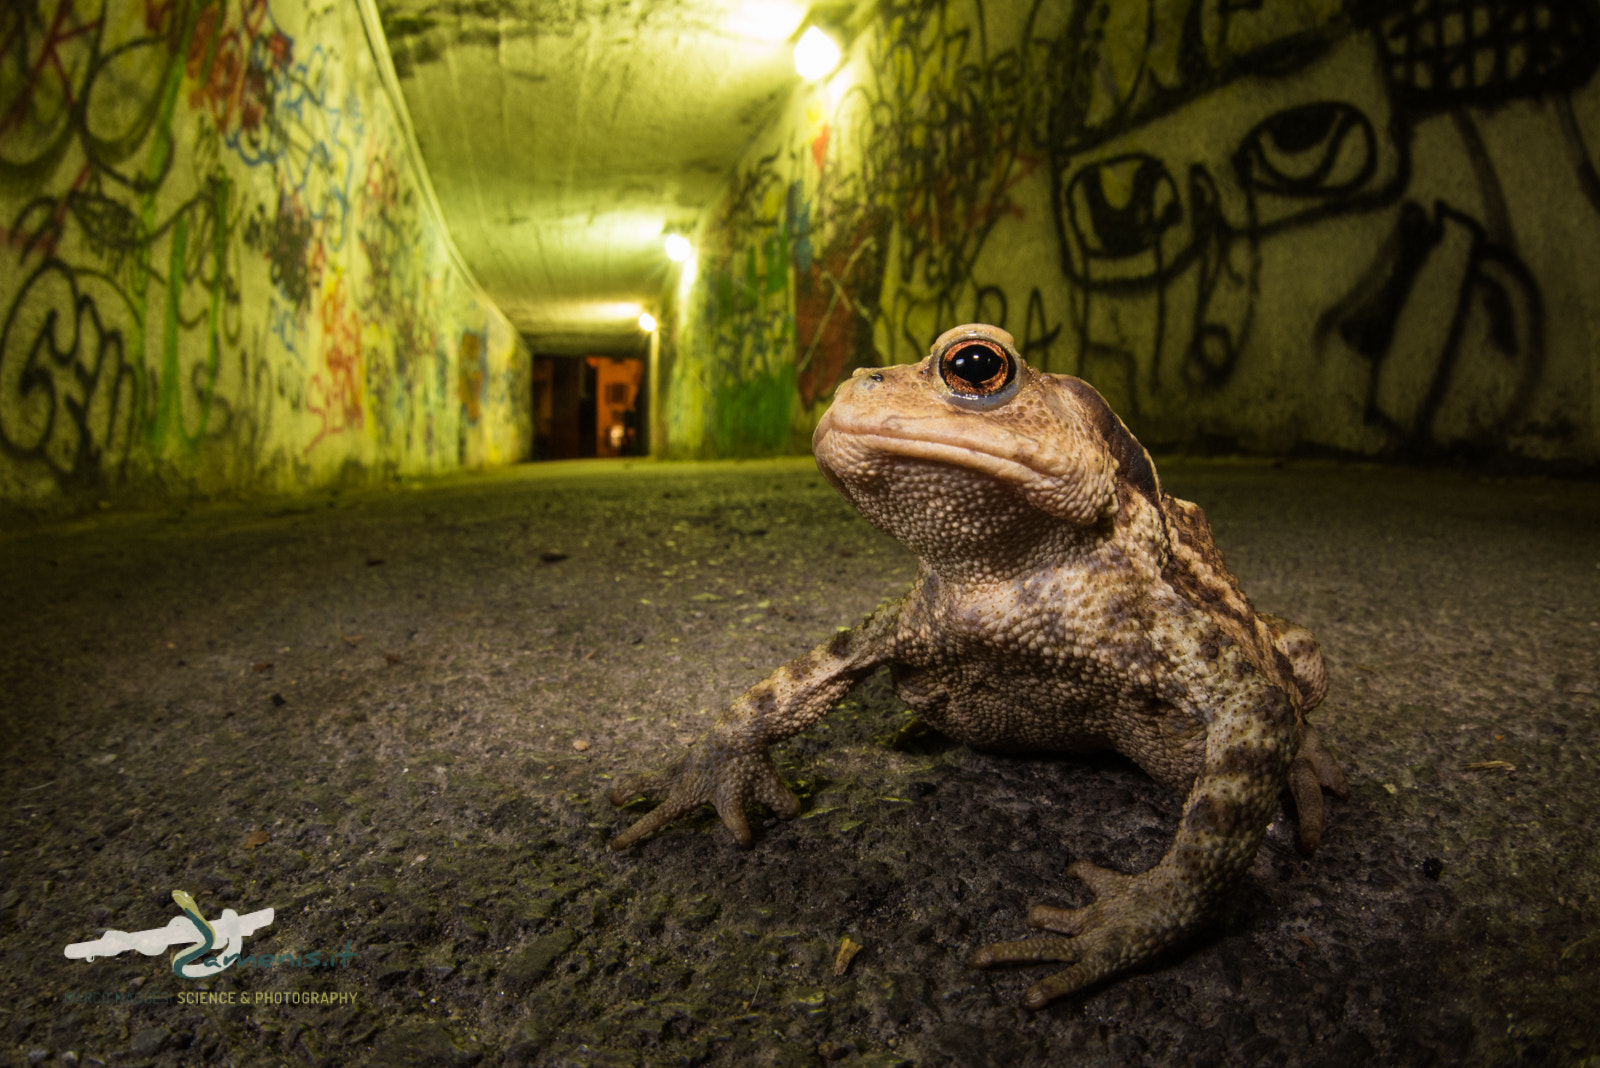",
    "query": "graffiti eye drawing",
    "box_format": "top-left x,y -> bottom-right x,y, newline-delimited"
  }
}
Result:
1067,155 -> 1182,258
1063,154 -> 1184,280
1237,102 -> 1375,199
